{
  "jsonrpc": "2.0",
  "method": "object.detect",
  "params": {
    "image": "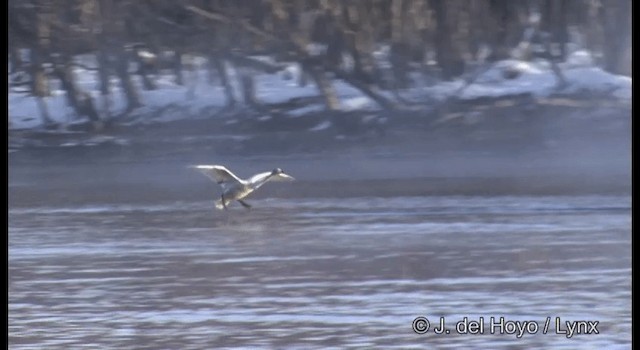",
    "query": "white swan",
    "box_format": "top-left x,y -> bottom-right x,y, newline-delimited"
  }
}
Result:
191,165 -> 295,210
